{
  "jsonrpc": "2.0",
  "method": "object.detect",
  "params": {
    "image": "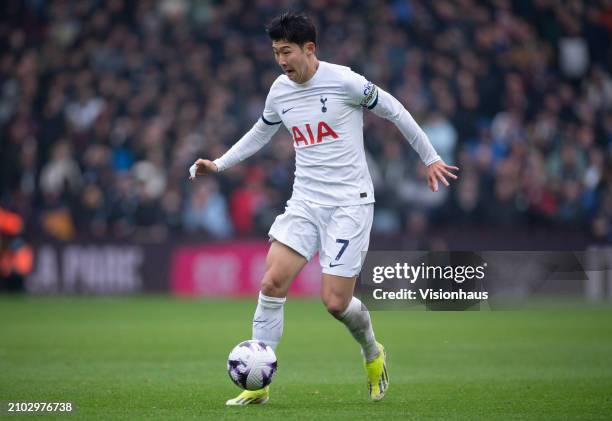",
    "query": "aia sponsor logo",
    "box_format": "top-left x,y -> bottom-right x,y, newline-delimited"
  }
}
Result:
291,121 -> 338,148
